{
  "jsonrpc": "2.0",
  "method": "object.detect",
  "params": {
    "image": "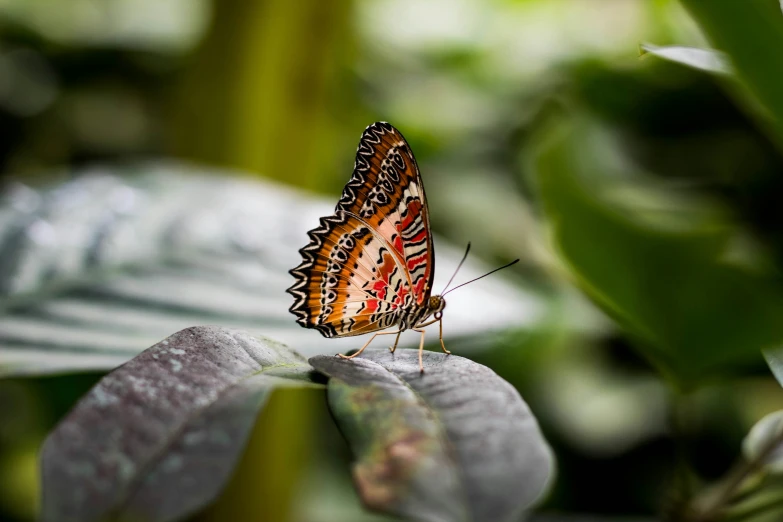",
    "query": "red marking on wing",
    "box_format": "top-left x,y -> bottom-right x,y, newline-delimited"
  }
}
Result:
376,252 -> 398,301
289,123 -> 436,338
407,253 -> 428,271
410,230 -> 427,245
335,122 -> 435,306
287,210 -> 409,338
365,299 -> 379,314
394,285 -> 409,306
414,278 -> 426,297
372,279 -> 387,301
